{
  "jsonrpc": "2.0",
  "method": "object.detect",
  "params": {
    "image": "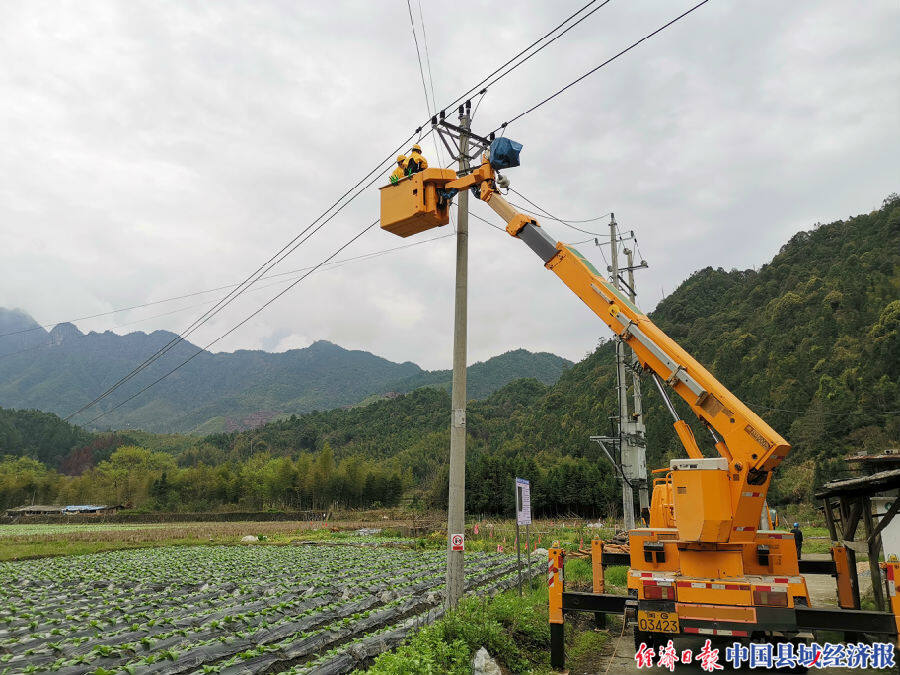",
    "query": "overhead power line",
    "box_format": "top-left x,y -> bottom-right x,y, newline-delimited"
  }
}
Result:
430,0 -> 613,120
508,203 -> 612,226
509,188 -> 614,237
64,137 -> 413,423
473,0 -> 614,107
508,188 -> 610,235
62,1 -> 623,422
406,0 -> 432,119
492,0 -> 711,133
417,0 -> 439,117
85,220 -> 380,426
77,119 -> 433,425
0,234 -> 454,360
469,211 -> 506,233
0,234 -> 453,341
